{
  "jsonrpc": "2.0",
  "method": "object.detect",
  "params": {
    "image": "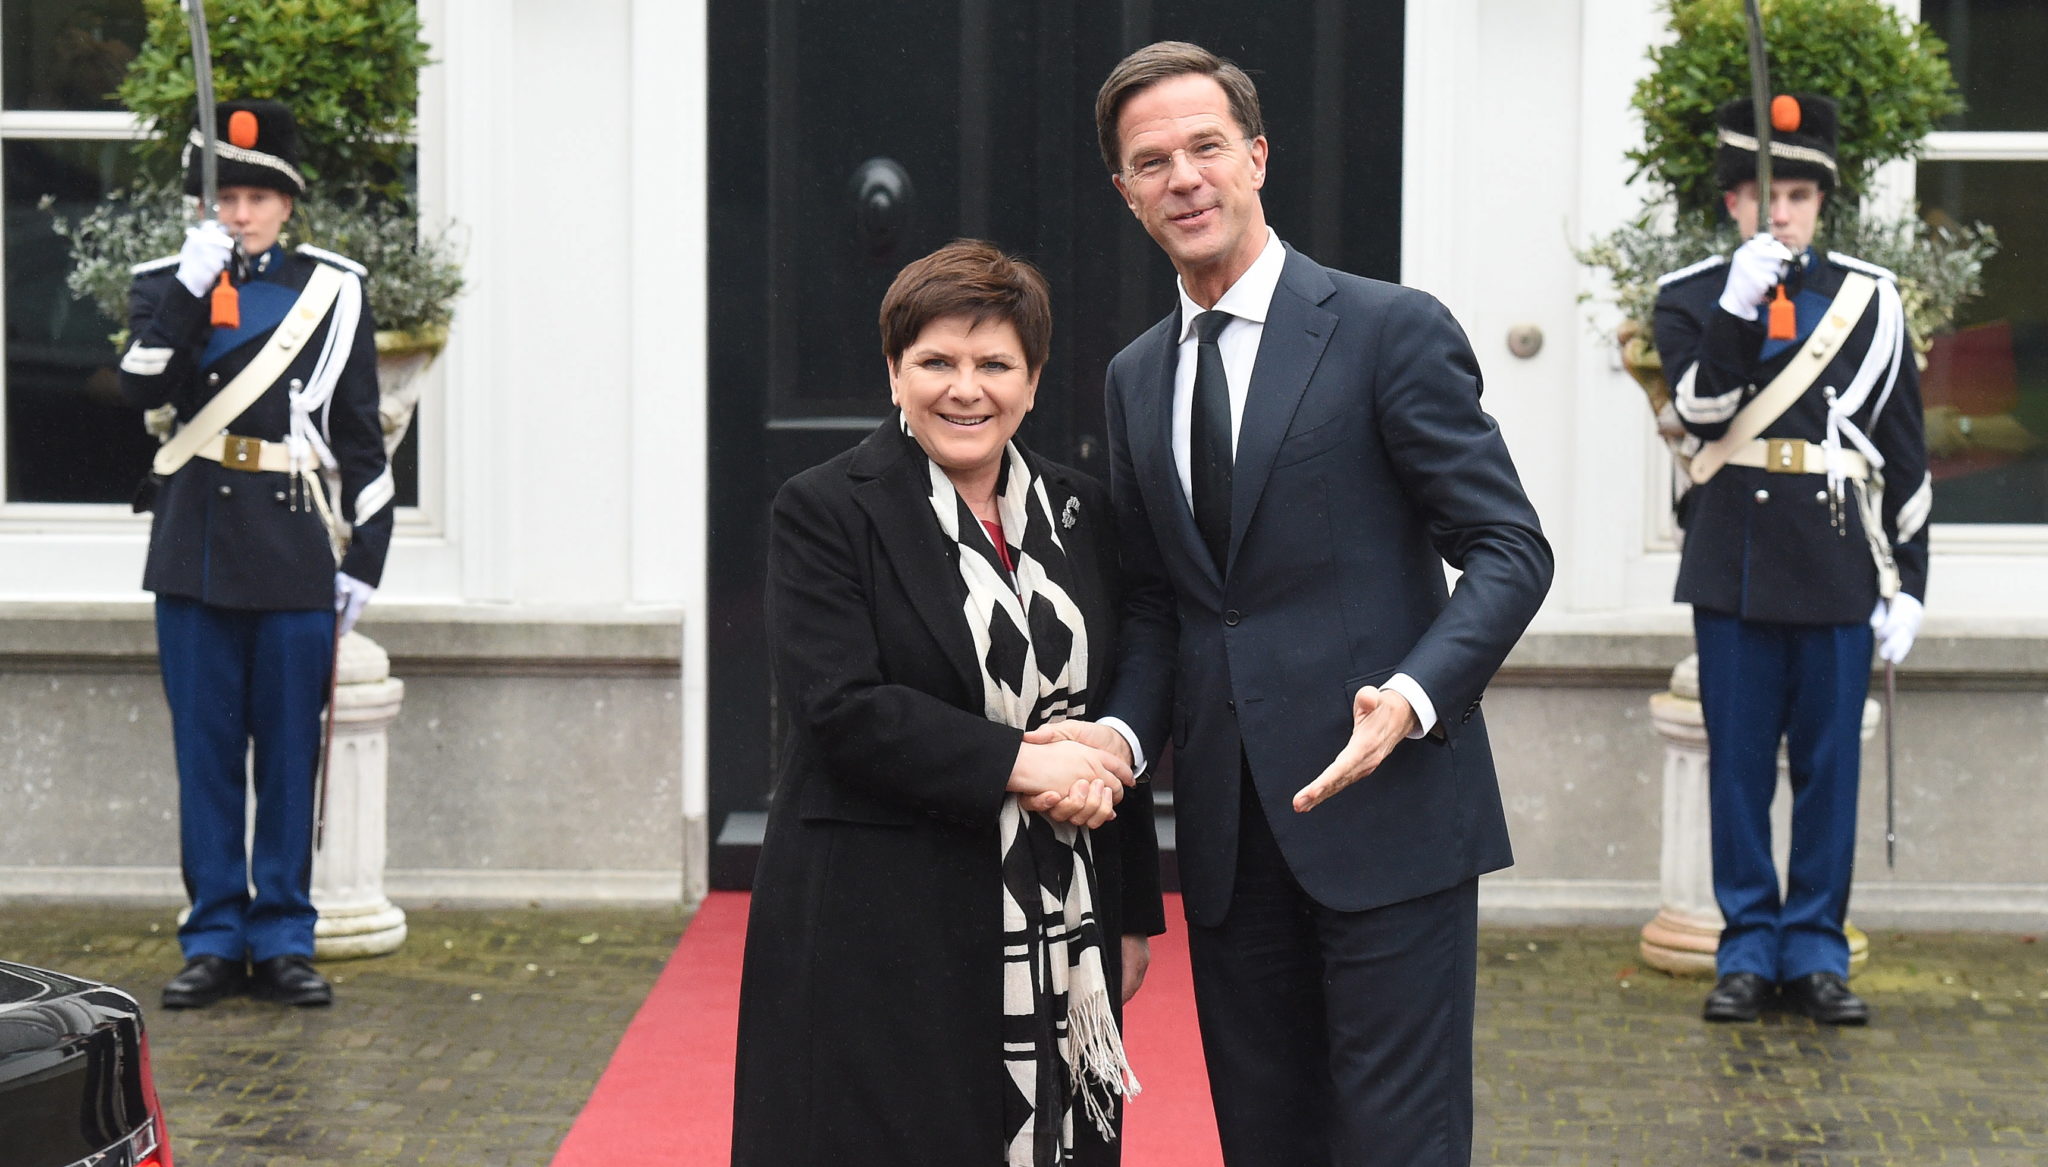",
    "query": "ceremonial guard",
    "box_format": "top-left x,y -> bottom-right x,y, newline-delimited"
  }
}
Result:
1655,94 -> 1930,1026
120,99 -> 391,1008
